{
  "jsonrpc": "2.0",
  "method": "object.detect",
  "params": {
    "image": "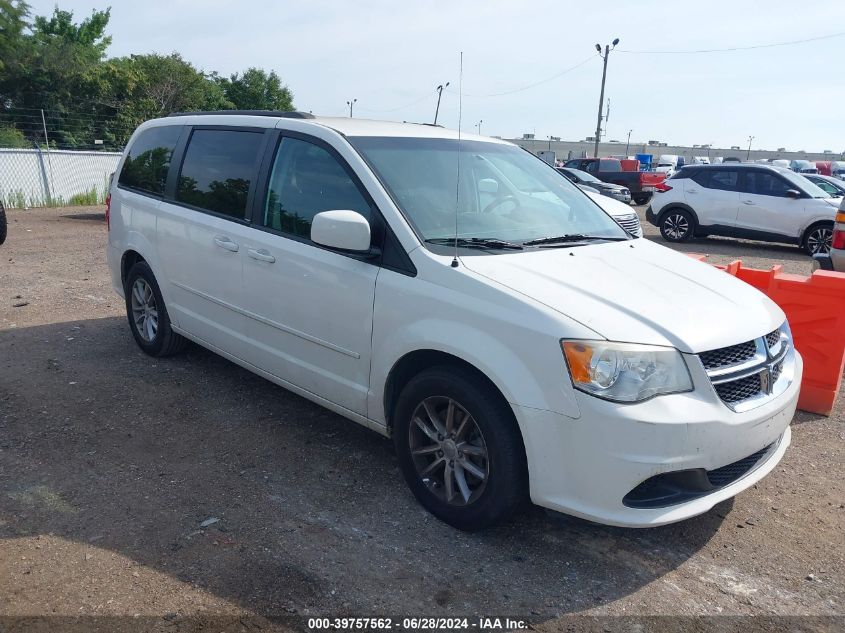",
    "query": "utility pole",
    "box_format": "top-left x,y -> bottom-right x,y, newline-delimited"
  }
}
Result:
746,135 -> 755,160
40,108 -> 54,204
593,38 -> 619,158
625,129 -> 633,156
434,82 -> 449,125
346,98 -> 357,117
476,120 -> 482,135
